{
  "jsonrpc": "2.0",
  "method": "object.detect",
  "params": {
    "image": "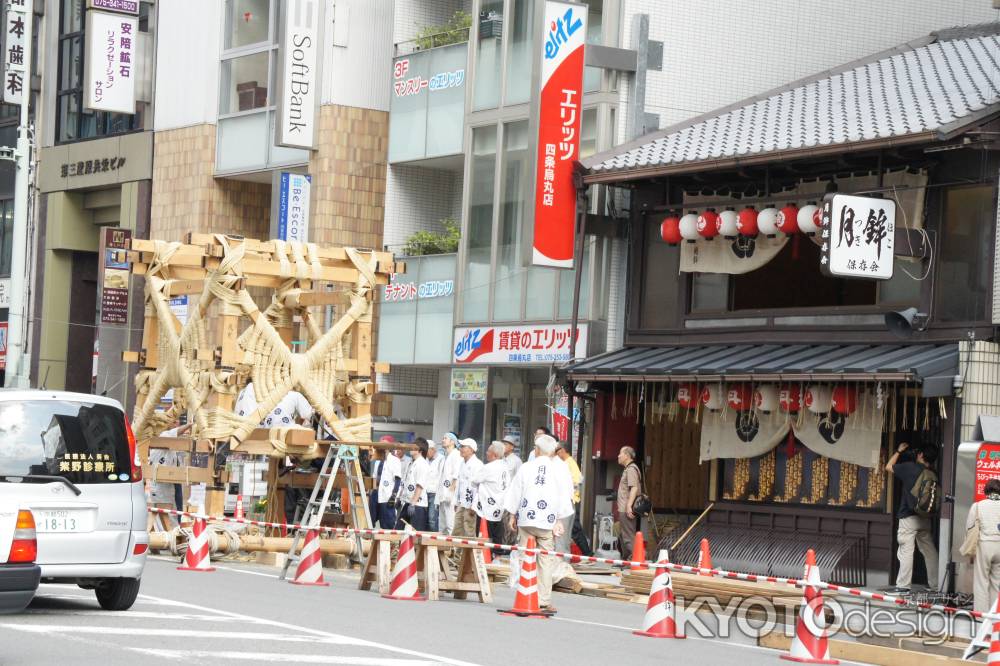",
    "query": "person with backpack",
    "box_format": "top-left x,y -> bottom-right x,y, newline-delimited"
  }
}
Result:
885,442 -> 939,593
